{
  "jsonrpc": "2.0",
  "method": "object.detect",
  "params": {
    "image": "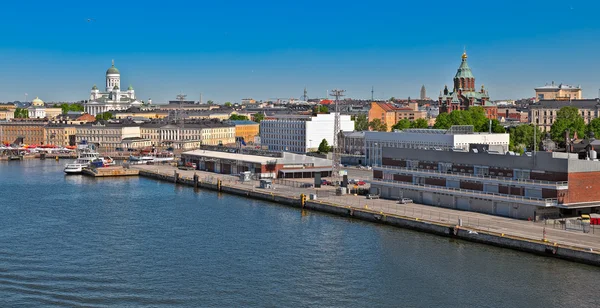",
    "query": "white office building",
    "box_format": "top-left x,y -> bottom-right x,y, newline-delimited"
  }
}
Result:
260,113 -> 354,153
365,126 -> 510,166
